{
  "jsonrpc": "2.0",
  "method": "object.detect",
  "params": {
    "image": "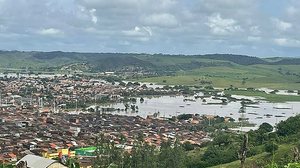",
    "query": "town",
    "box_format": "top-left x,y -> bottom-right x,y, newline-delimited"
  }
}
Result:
0,74 -> 213,167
